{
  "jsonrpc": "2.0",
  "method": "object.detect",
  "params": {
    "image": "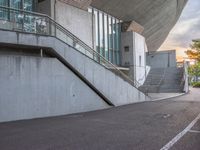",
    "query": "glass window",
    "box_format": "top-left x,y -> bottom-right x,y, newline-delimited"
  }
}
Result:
0,0 -> 8,20
89,8 -> 121,65
113,18 -> 117,64
94,10 -> 98,50
116,19 -> 120,65
23,0 -> 35,32
104,14 -> 108,60
9,0 -> 23,24
124,46 -> 129,52
99,12 -> 103,56
94,10 -> 99,46
24,0 -> 33,11
0,0 -> 8,6
116,20 -> 120,51
10,0 -> 22,9
108,16 -> 113,62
